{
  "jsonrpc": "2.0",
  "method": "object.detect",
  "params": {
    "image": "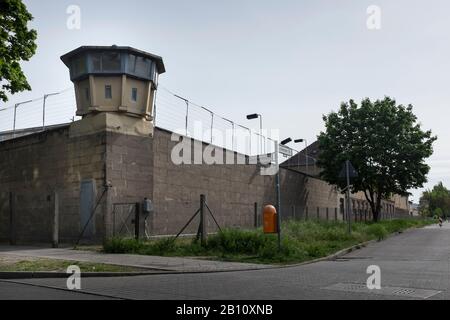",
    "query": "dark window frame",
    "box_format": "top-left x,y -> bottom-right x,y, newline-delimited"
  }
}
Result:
131,88 -> 138,102
105,85 -> 112,99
